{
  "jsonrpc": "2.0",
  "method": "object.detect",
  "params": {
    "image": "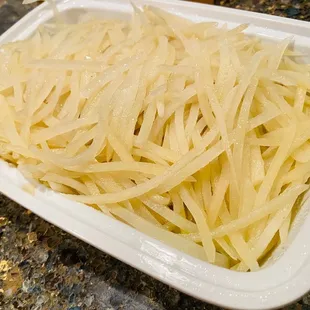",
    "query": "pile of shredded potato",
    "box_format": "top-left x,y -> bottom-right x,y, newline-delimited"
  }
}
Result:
1,4 -> 310,271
